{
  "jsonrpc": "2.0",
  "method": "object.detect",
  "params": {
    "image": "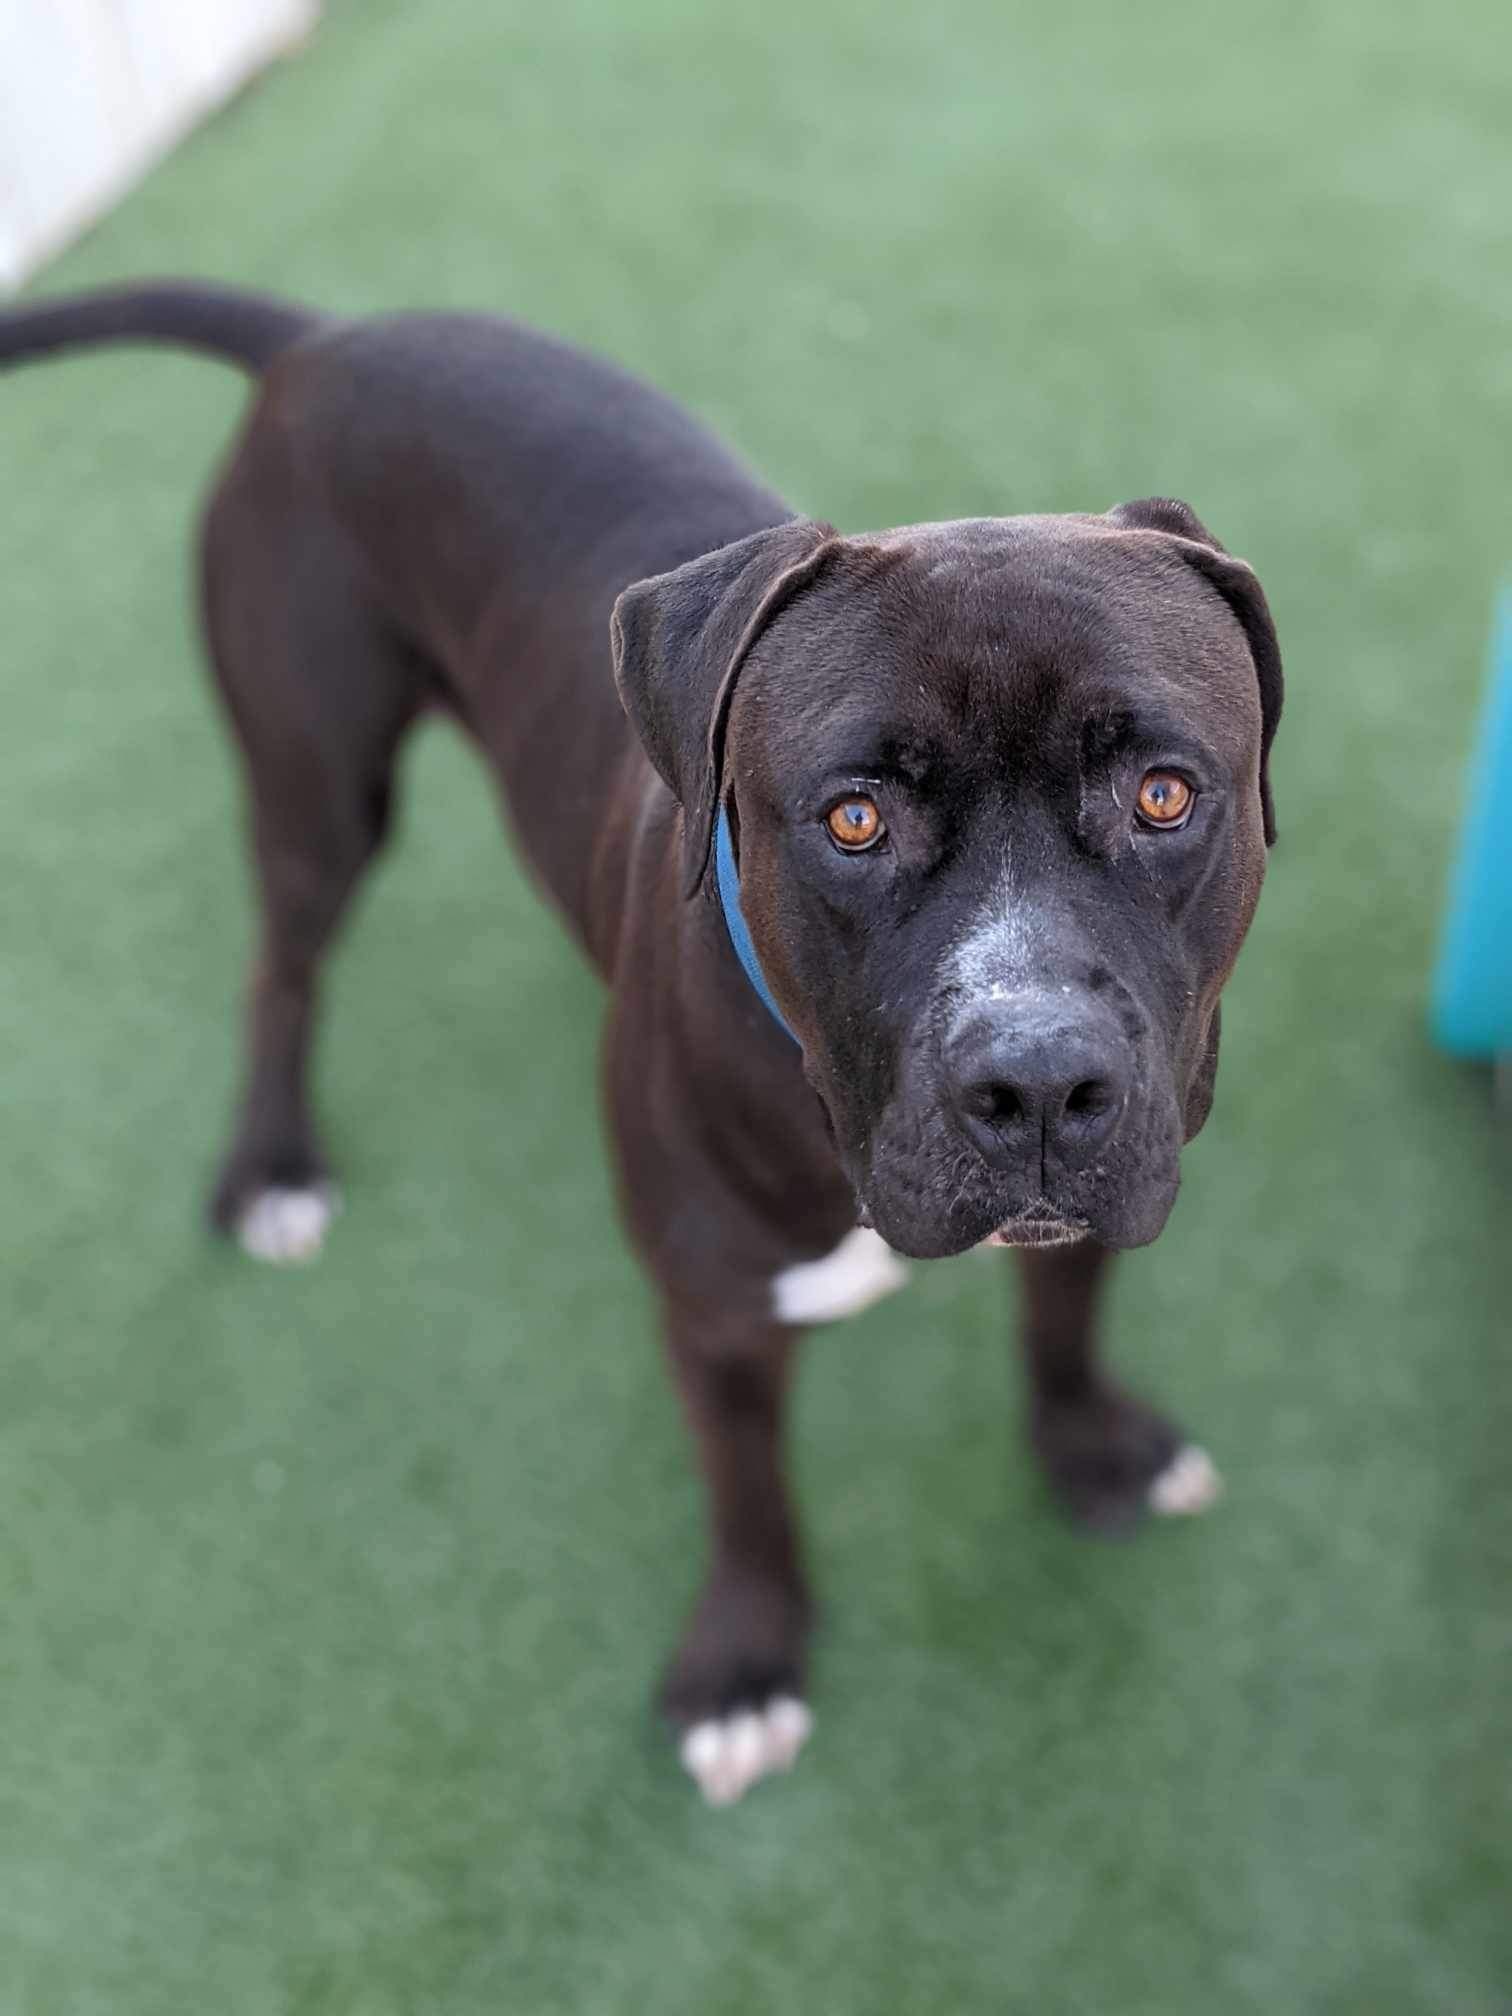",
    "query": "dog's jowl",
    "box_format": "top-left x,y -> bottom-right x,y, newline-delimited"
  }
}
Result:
1,284 -> 1281,1805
